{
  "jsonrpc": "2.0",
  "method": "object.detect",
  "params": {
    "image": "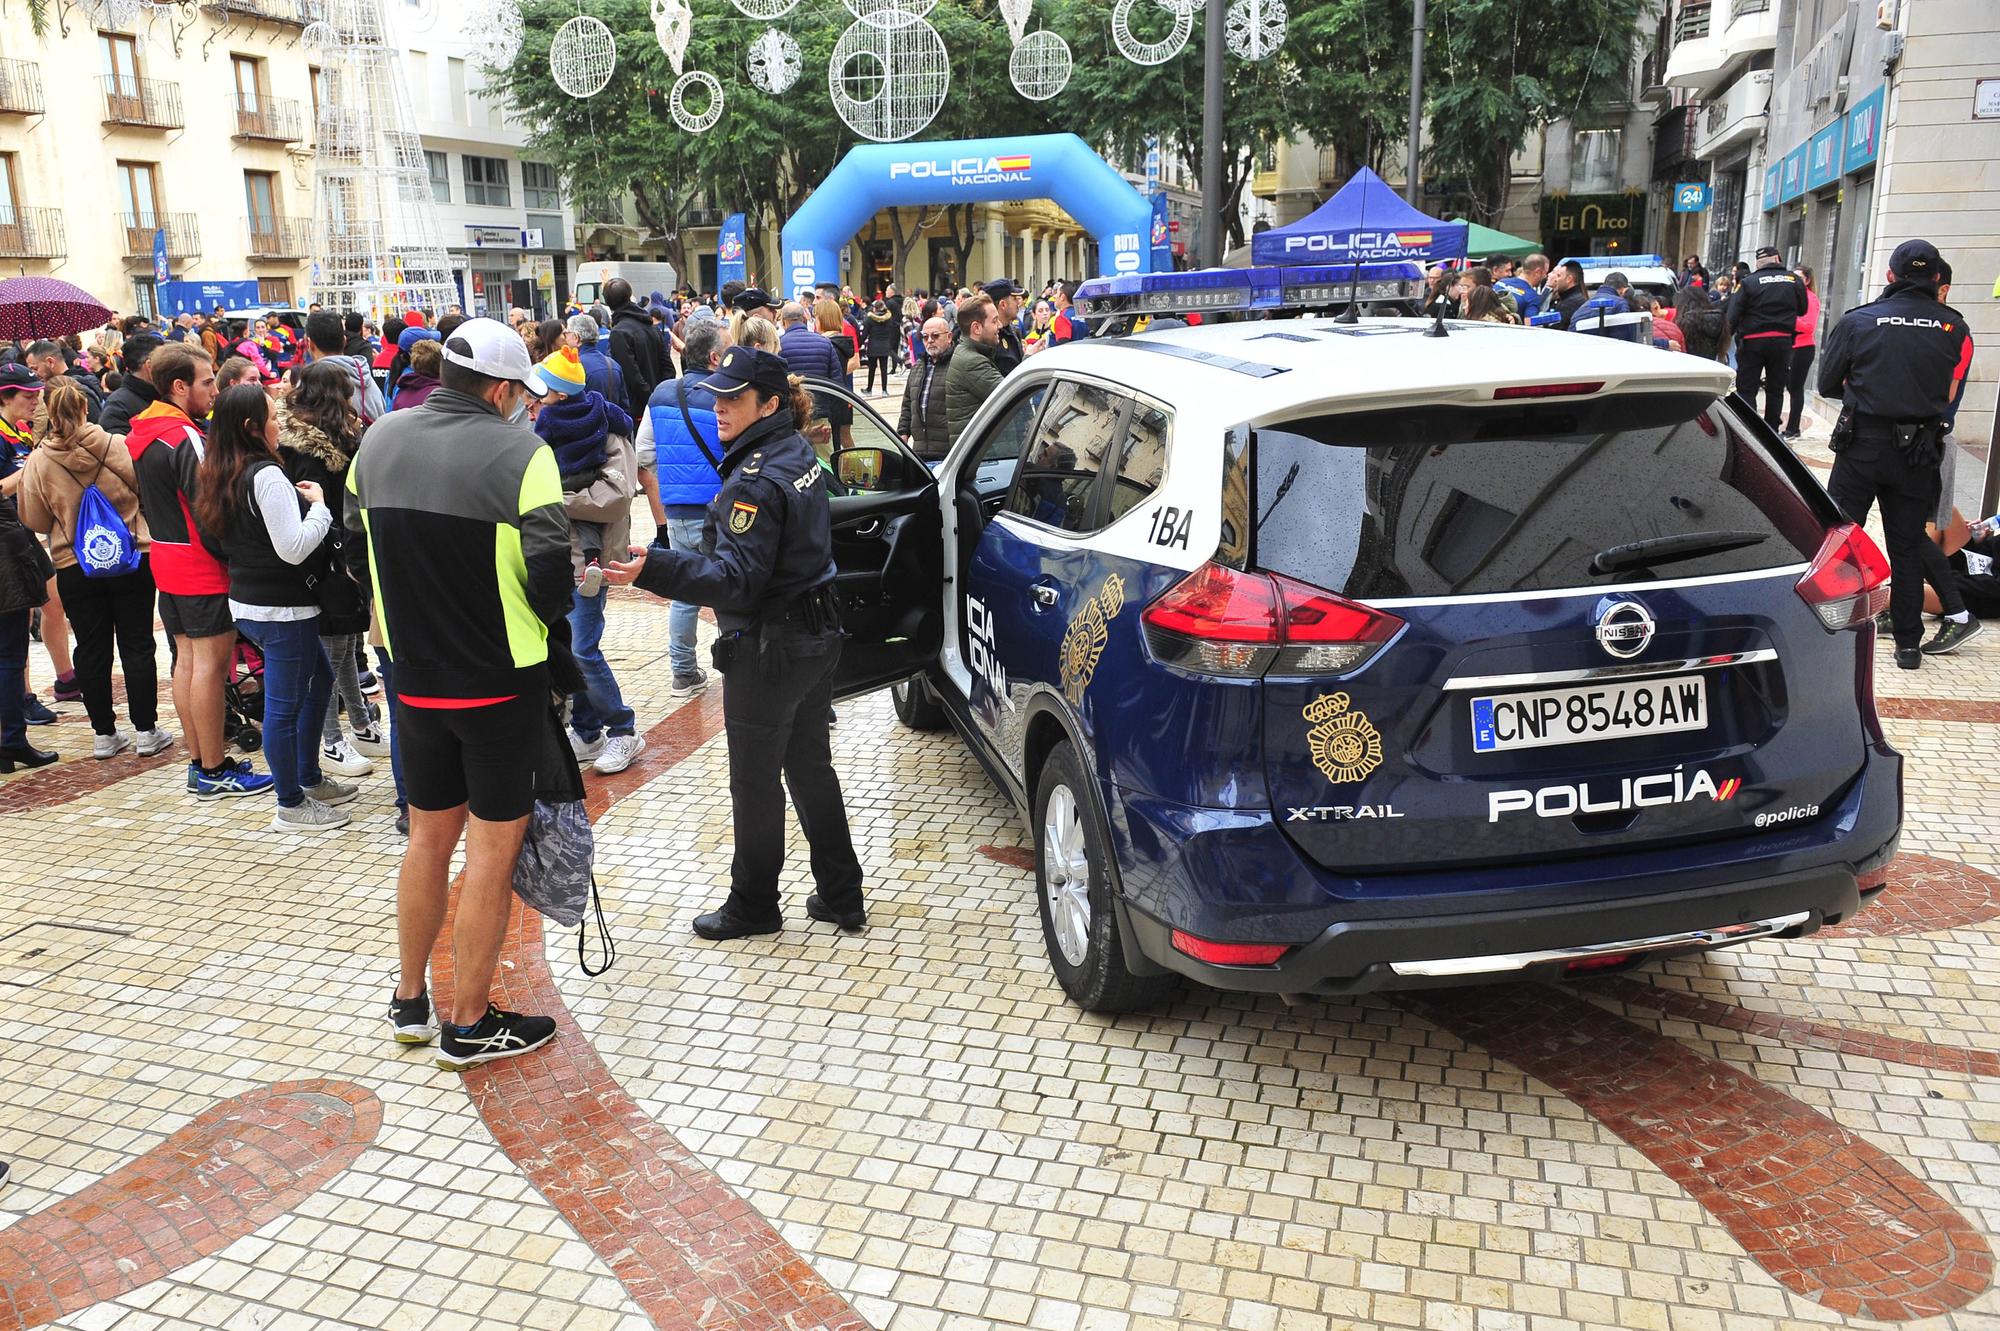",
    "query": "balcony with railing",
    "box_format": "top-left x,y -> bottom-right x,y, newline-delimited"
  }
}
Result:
119,212 -> 201,261
232,92 -> 303,143
1664,2 -> 1729,94
1674,1 -> 1711,41
0,208 -> 65,260
101,76 -> 183,130
203,0 -> 324,27
1651,104 -> 1700,180
0,59 -> 44,115
246,216 -> 310,259
1725,0 -> 1778,56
